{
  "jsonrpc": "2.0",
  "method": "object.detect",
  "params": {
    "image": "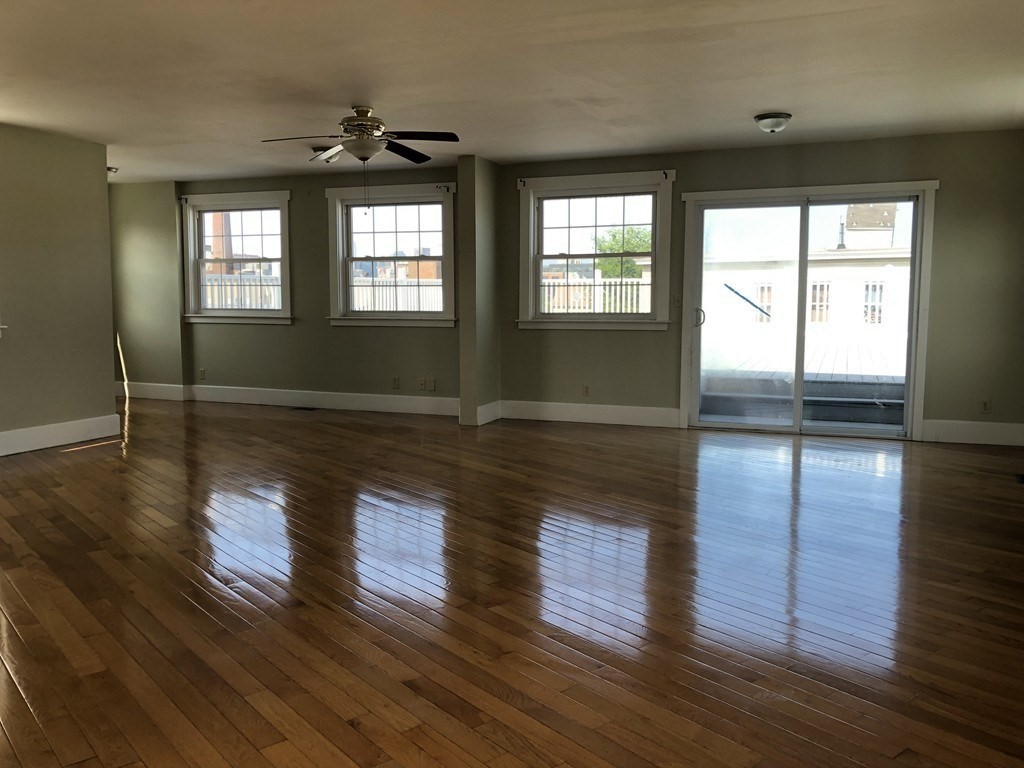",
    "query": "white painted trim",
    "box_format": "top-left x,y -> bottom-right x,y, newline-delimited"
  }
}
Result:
0,414 -> 121,457
181,190 -> 292,321
116,381 -> 186,401
682,180 -> 939,436
500,400 -> 681,428
518,169 -> 675,326
908,186 -> 937,440
326,183 -> 457,323
189,385 -> 459,416
476,401 -> 502,425
681,180 -> 940,203
922,420 -> 1024,447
